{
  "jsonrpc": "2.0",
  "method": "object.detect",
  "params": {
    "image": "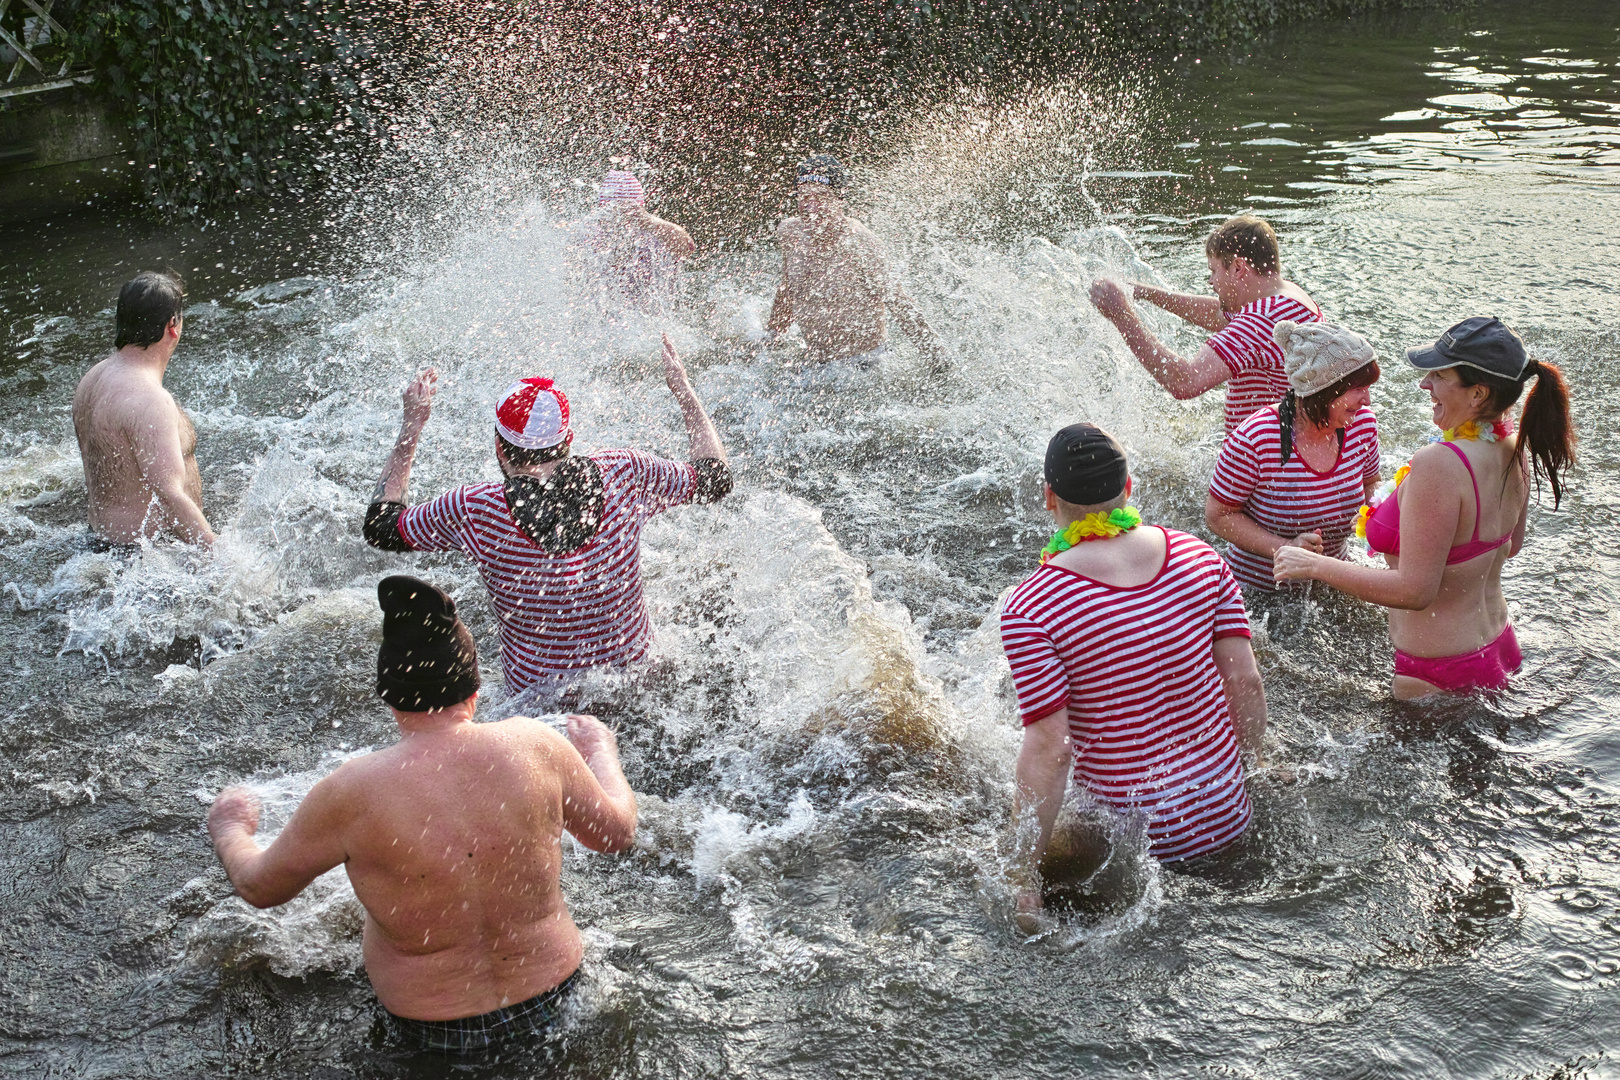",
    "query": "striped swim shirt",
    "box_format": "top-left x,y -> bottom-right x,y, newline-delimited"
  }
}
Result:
396,449 -> 697,692
1208,404 -> 1381,590
999,527 -> 1254,862
1206,292 -> 1322,433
